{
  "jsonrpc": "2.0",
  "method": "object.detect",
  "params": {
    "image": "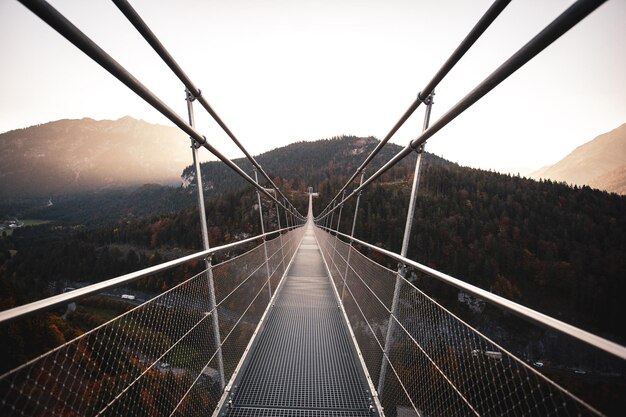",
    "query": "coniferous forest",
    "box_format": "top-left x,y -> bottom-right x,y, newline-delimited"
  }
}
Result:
0,136 -> 624,412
